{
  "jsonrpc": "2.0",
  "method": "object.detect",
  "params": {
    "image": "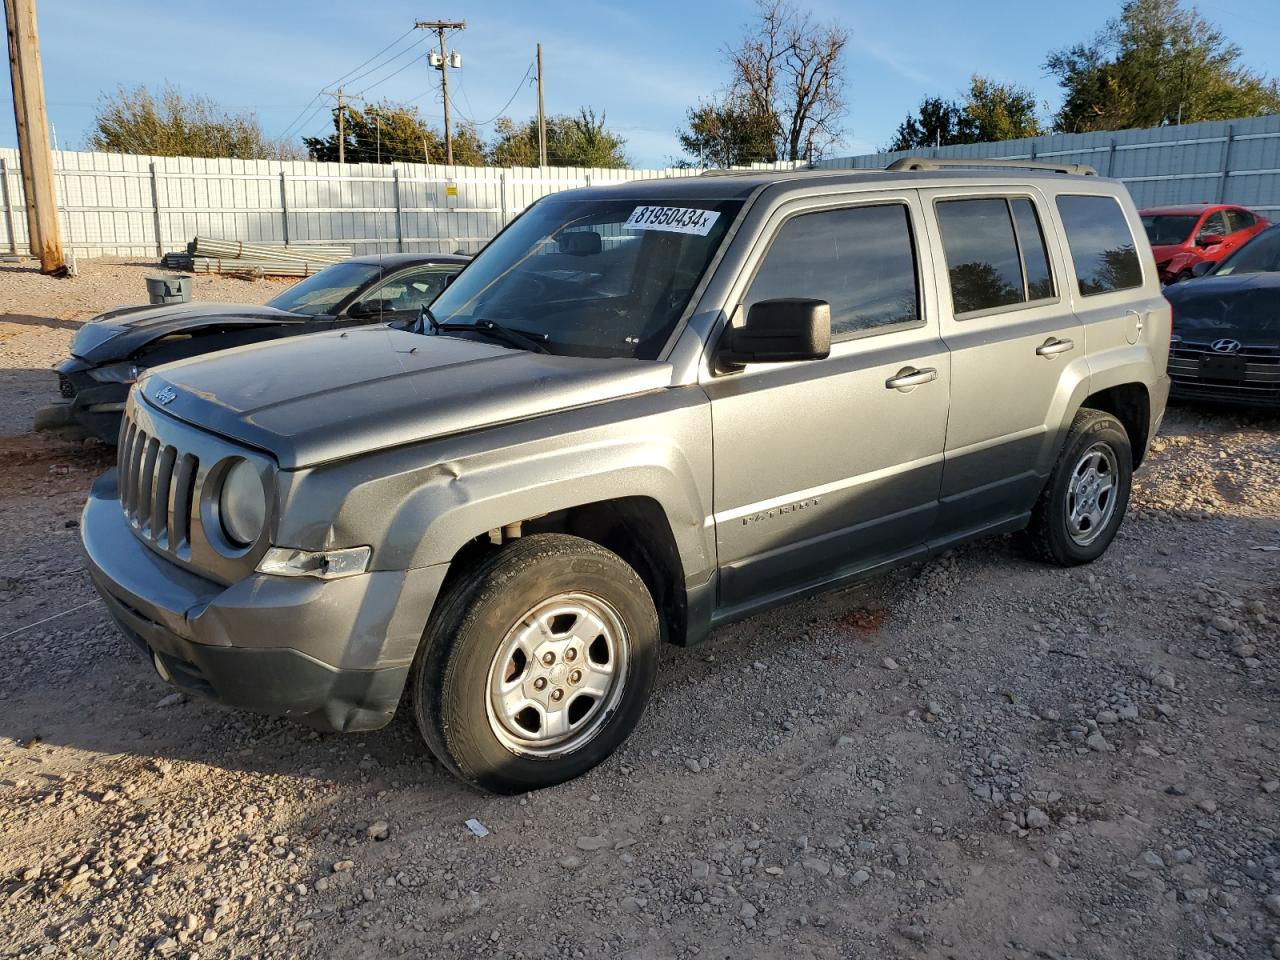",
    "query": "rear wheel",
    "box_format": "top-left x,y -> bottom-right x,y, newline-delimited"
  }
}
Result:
411,534 -> 659,793
1026,408 -> 1132,566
